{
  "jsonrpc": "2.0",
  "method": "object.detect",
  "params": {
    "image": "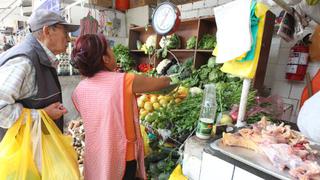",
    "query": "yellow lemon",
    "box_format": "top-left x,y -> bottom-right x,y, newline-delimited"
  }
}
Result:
150,95 -> 158,103
164,96 -> 173,101
153,102 -> 161,110
157,95 -> 164,101
175,98 -> 182,103
139,110 -> 148,118
178,86 -> 188,95
138,94 -> 148,102
144,102 -> 153,112
159,99 -> 168,107
137,99 -> 145,108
